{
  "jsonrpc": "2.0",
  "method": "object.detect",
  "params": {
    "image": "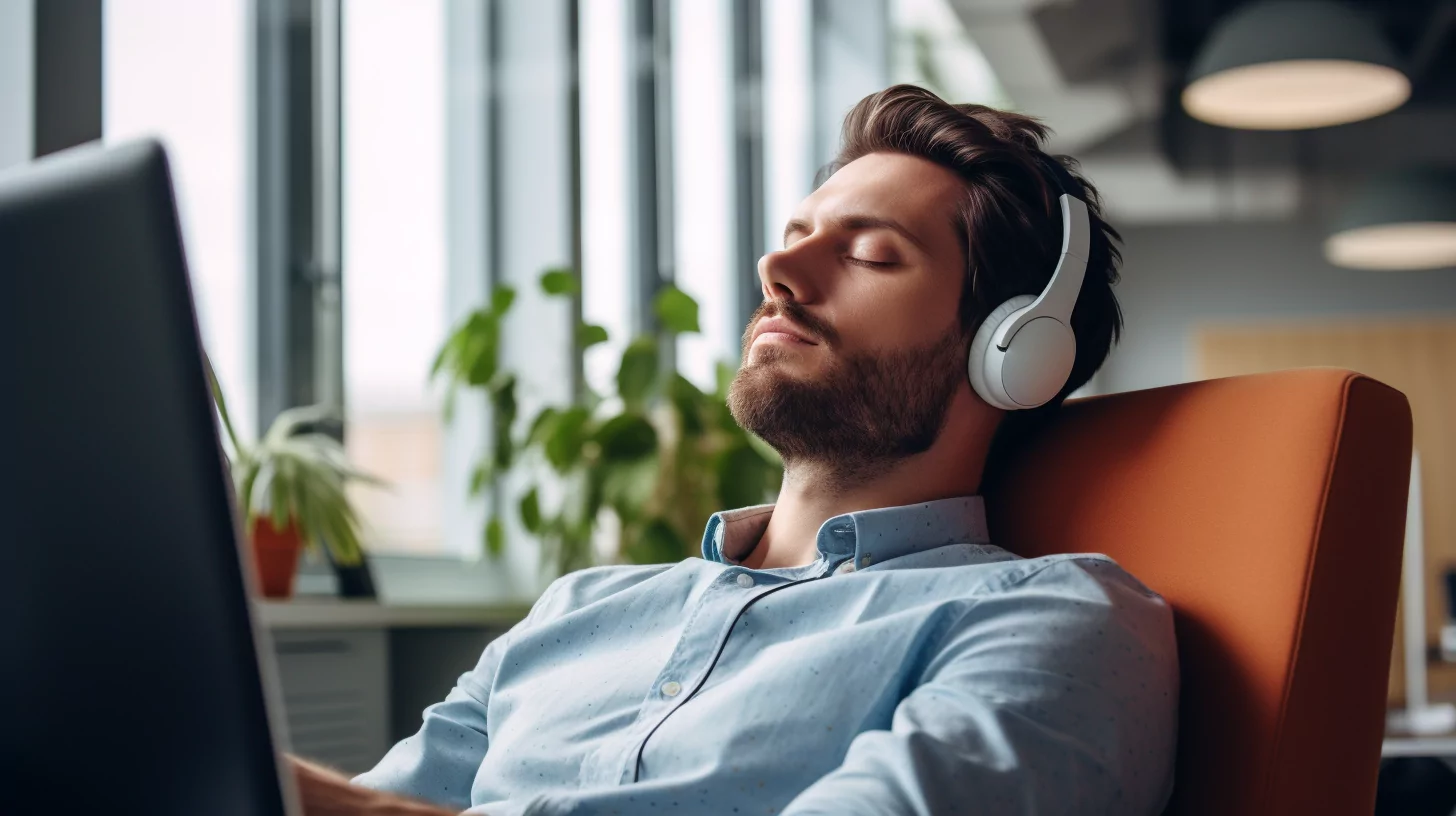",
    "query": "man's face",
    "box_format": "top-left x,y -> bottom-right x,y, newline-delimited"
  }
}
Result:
728,152 -> 974,474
